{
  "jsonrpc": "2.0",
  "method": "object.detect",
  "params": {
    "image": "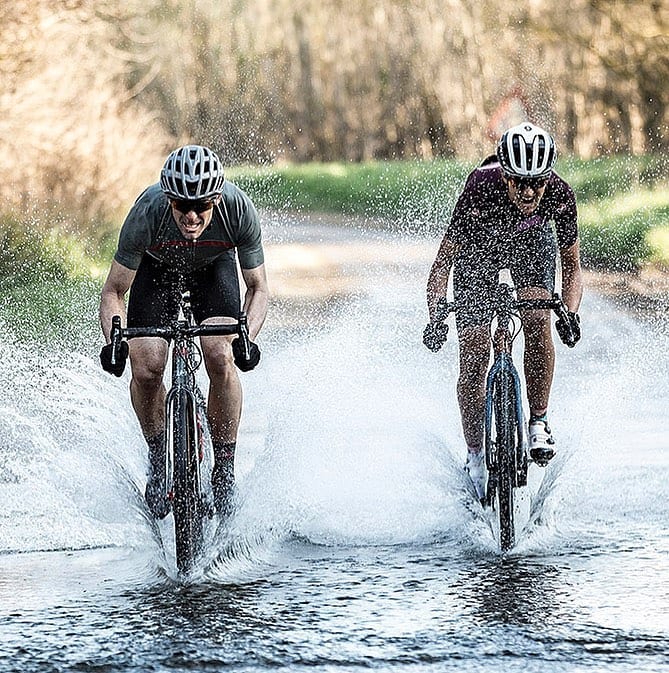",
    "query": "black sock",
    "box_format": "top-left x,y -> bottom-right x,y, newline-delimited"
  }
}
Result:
146,433 -> 165,476
212,441 -> 235,479
213,440 -> 236,462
